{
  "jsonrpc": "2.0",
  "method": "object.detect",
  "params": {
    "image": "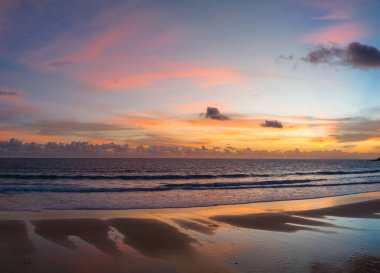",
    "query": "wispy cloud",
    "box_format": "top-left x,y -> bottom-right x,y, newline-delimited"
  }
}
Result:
92,67 -> 245,91
299,0 -> 361,21
21,3 -> 246,92
333,118 -> 380,142
0,89 -> 18,96
0,0 -> 21,29
28,119 -> 131,136
302,23 -> 368,44
316,10 -> 351,20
